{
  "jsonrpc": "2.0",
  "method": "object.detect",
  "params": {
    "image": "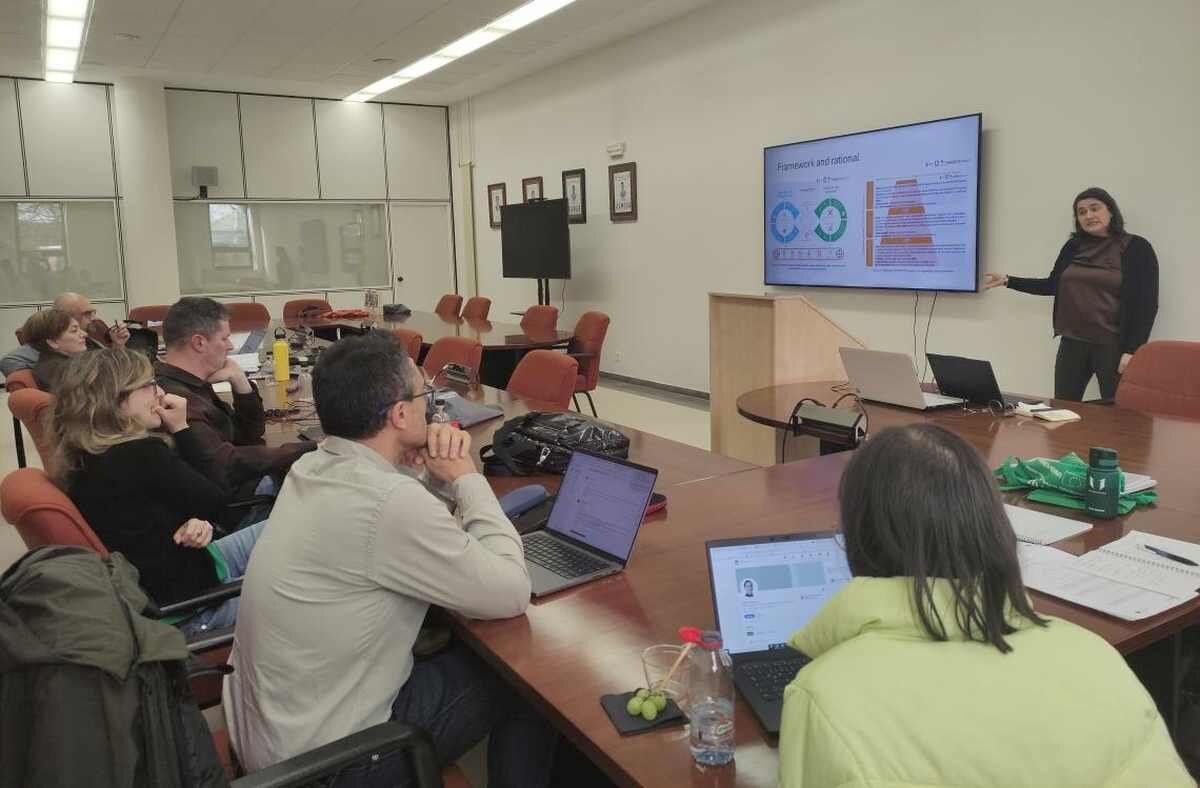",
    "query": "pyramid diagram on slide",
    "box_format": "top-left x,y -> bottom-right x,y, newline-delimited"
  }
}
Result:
866,177 -> 935,268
